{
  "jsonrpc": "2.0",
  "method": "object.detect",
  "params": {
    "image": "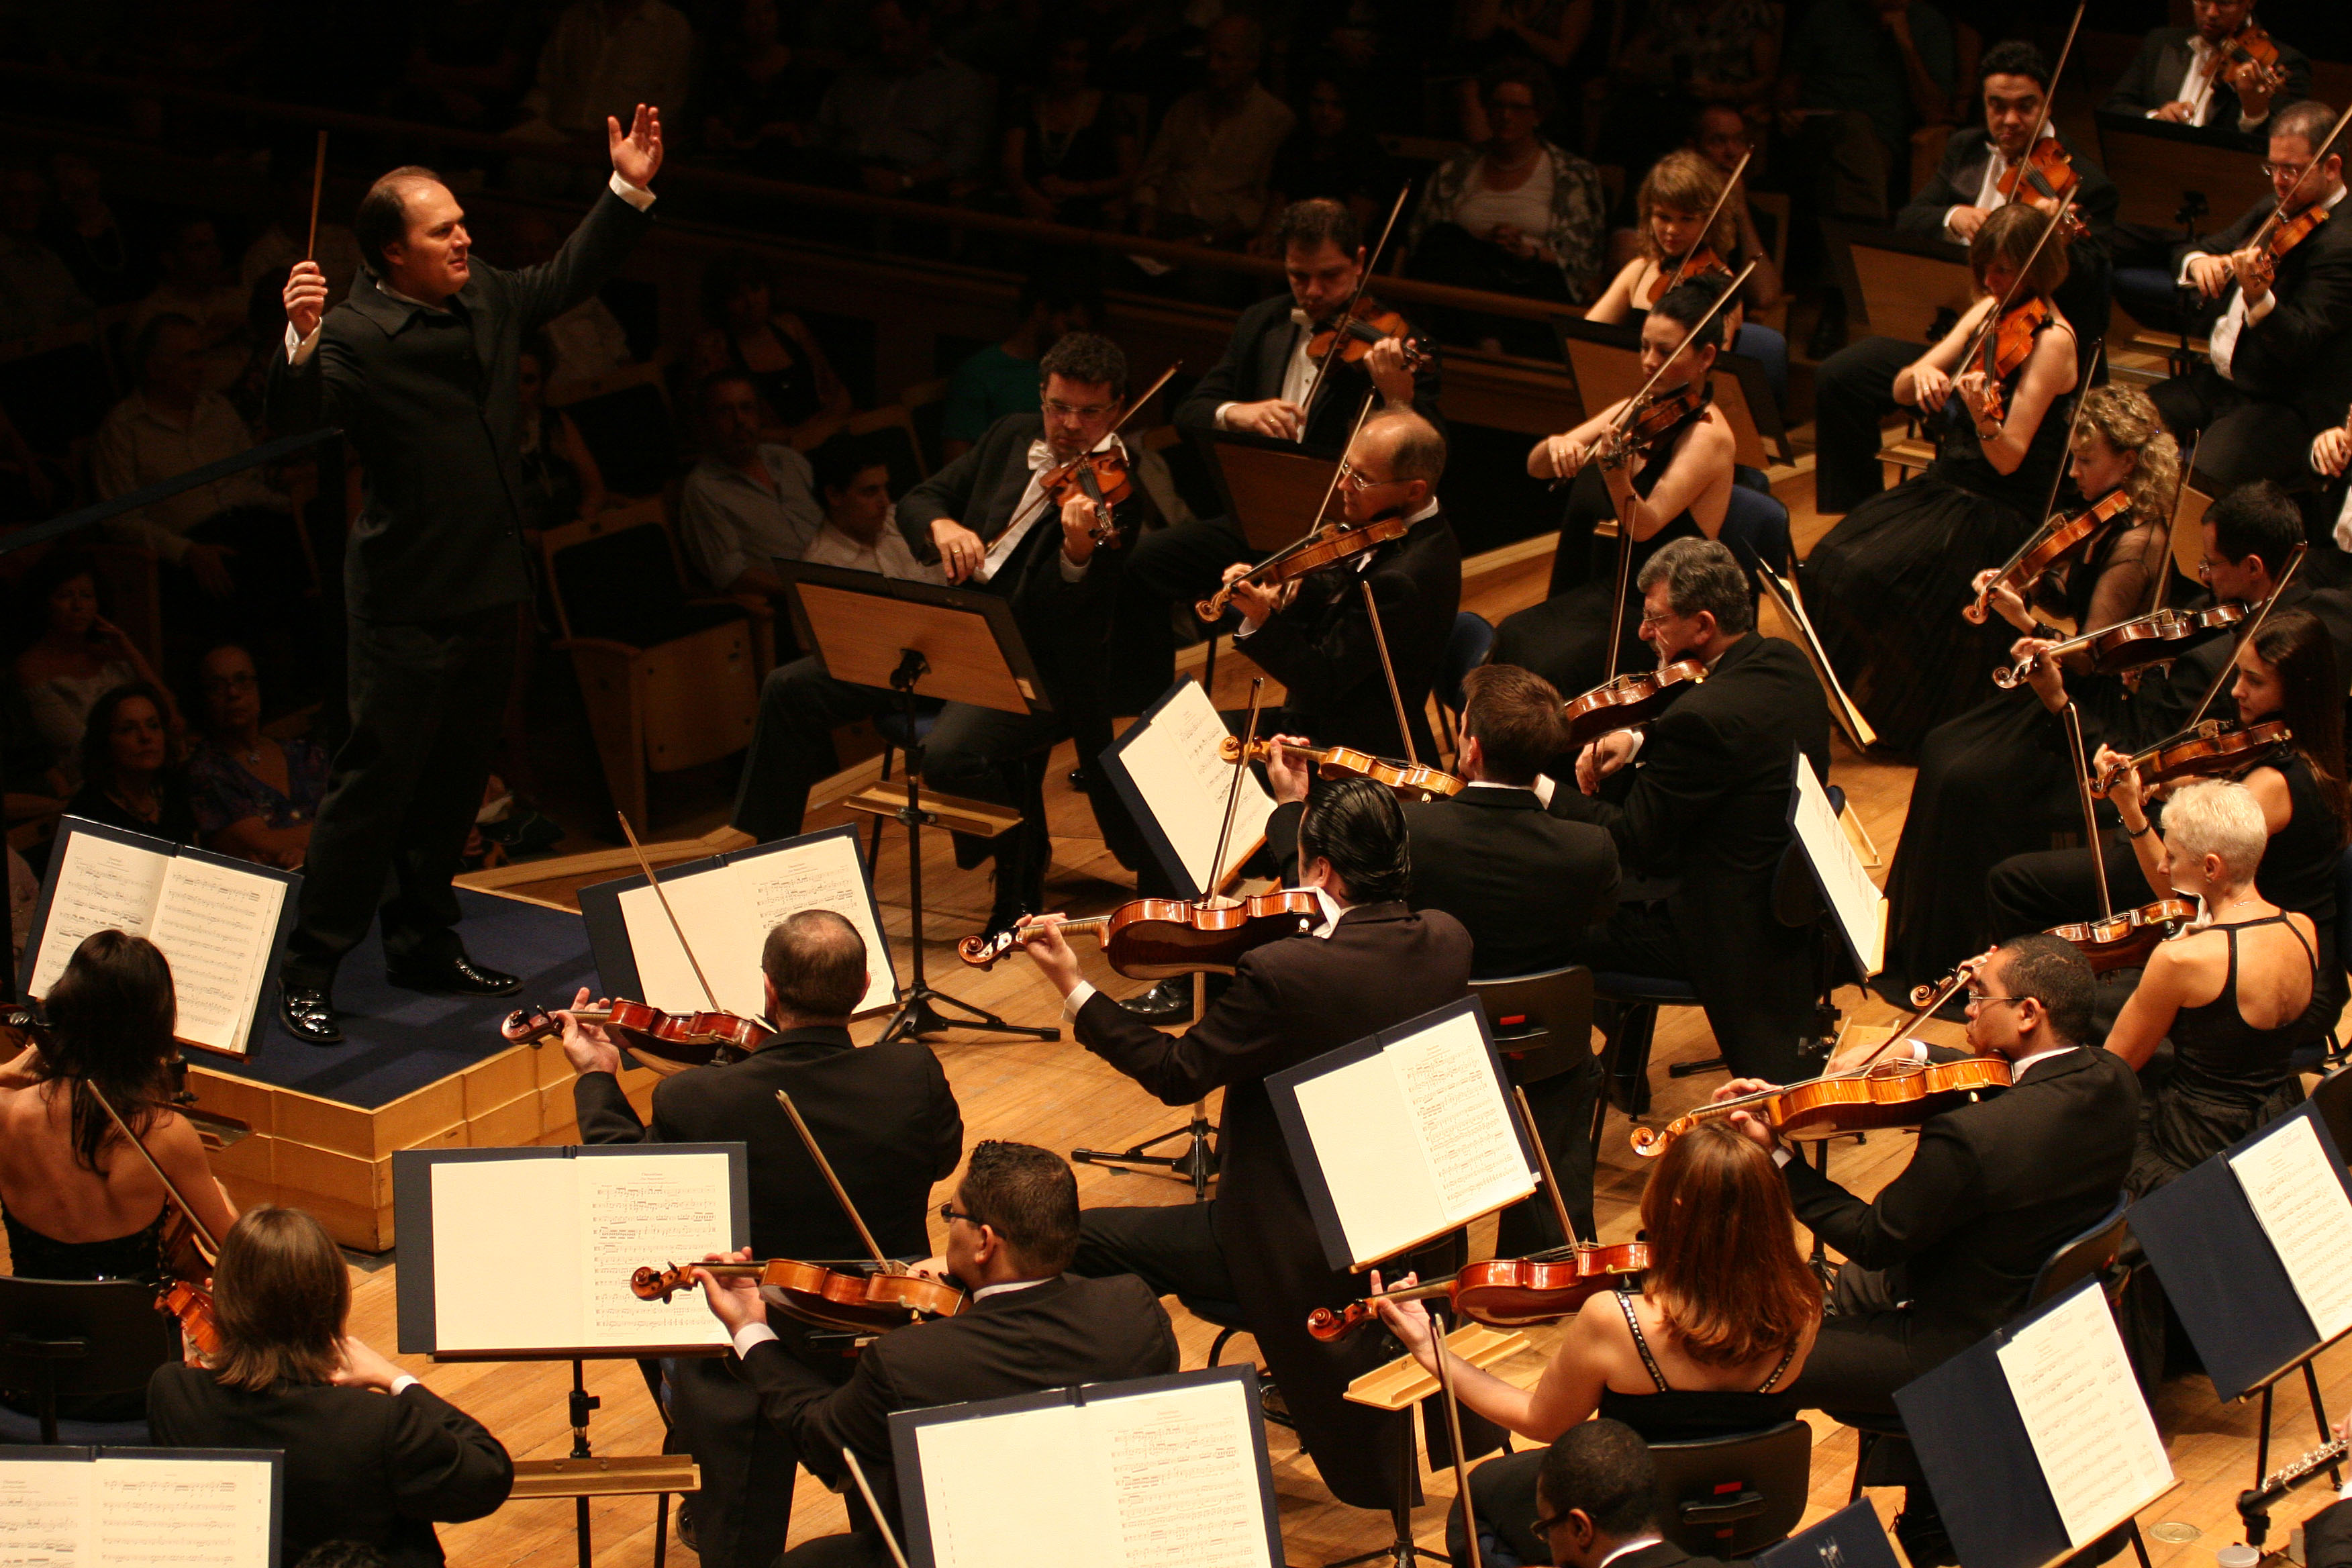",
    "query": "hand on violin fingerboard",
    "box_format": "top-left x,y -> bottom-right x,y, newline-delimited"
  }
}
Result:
1366,1269 -> 1440,1364
552,987 -> 624,1076
2313,425 -> 2352,480
695,1248 -> 766,1334
1263,736 -> 1316,804
1363,337 -> 1416,406
2231,246 -> 2276,304
1014,915 -> 1086,996
1056,493 -> 1104,565
2186,252 -> 2236,300
1712,1079 -> 1783,1151
1226,568 -> 1294,630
